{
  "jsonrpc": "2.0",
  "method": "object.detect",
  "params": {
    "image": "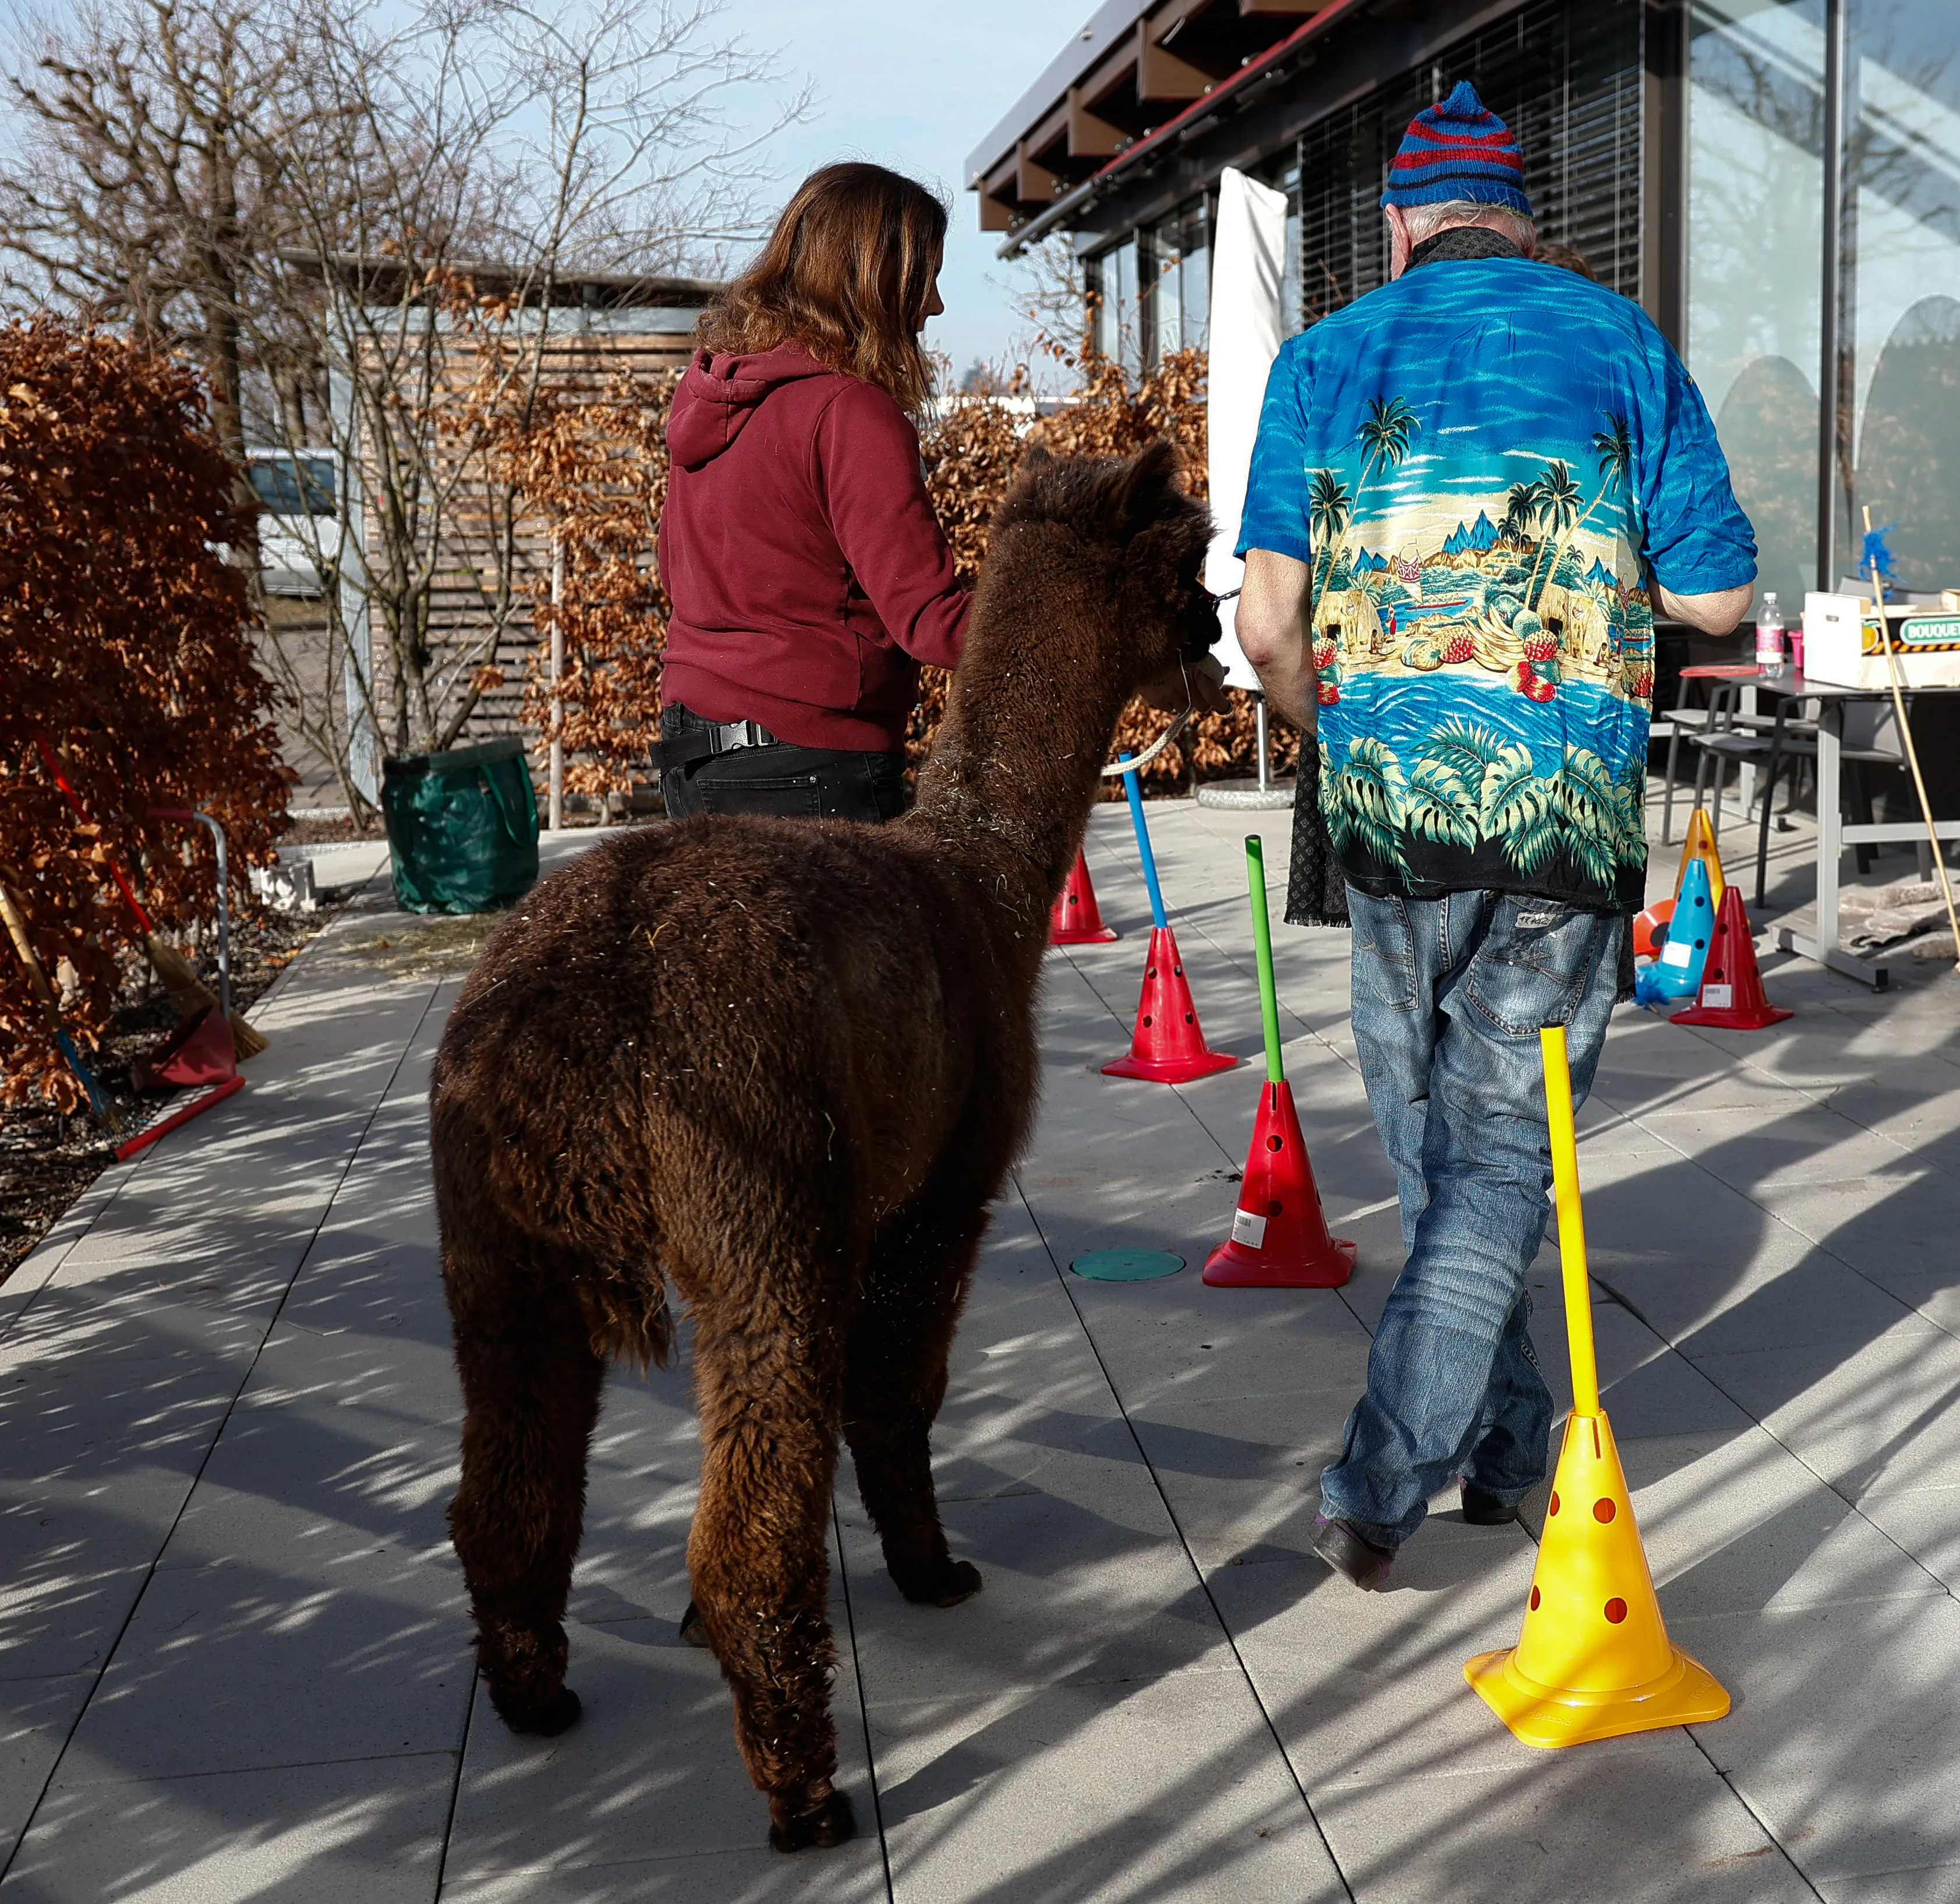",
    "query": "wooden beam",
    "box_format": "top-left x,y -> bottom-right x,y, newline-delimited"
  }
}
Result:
1067,86 -> 1126,158
1239,0 -> 1328,13
1026,100 -> 1072,165
979,156 -> 1020,232
1016,139 -> 1060,206
1137,18 -> 1212,104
